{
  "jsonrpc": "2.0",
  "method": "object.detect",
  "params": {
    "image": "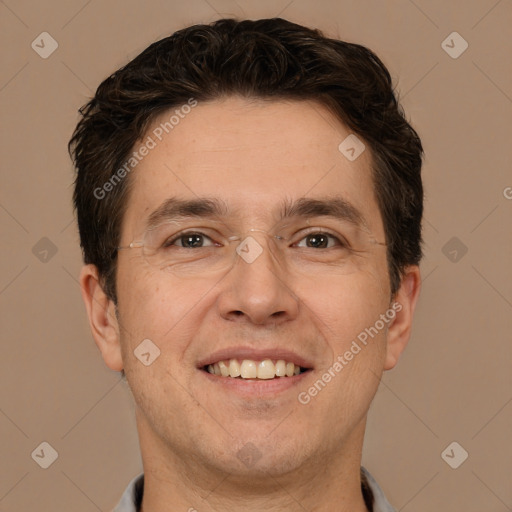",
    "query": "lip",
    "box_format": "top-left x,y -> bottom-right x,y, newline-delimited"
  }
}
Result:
196,346 -> 314,369
199,366 -> 312,396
